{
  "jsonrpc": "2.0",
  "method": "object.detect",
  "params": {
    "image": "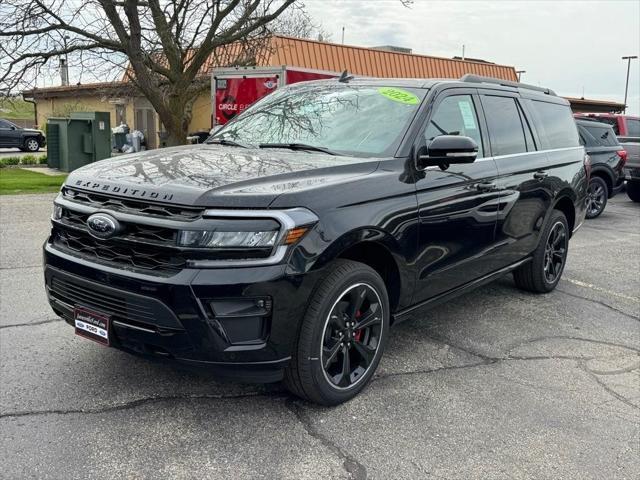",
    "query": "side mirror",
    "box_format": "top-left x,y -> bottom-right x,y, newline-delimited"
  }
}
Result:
415,135 -> 478,170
